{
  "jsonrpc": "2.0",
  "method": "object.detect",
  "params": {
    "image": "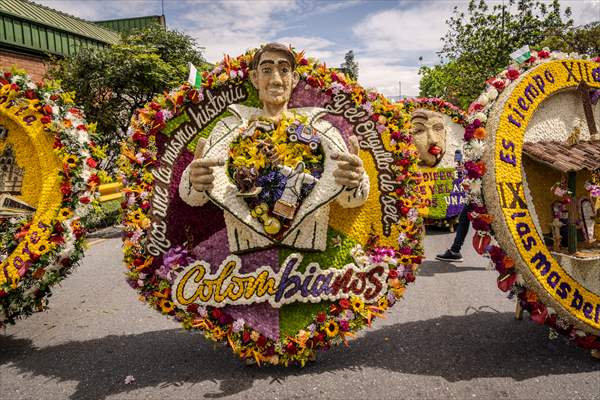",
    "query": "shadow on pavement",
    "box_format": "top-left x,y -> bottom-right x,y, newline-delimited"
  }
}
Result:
1,311 -> 598,399
417,260 -> 488,276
